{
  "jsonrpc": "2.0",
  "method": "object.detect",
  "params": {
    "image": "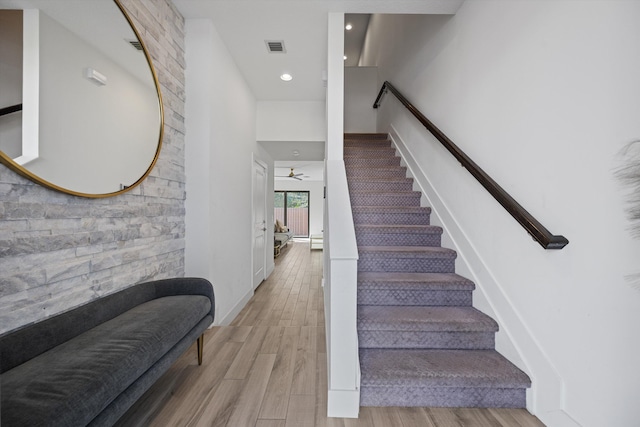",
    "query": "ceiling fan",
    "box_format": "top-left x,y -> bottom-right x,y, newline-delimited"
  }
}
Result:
277,167 -> 304,180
